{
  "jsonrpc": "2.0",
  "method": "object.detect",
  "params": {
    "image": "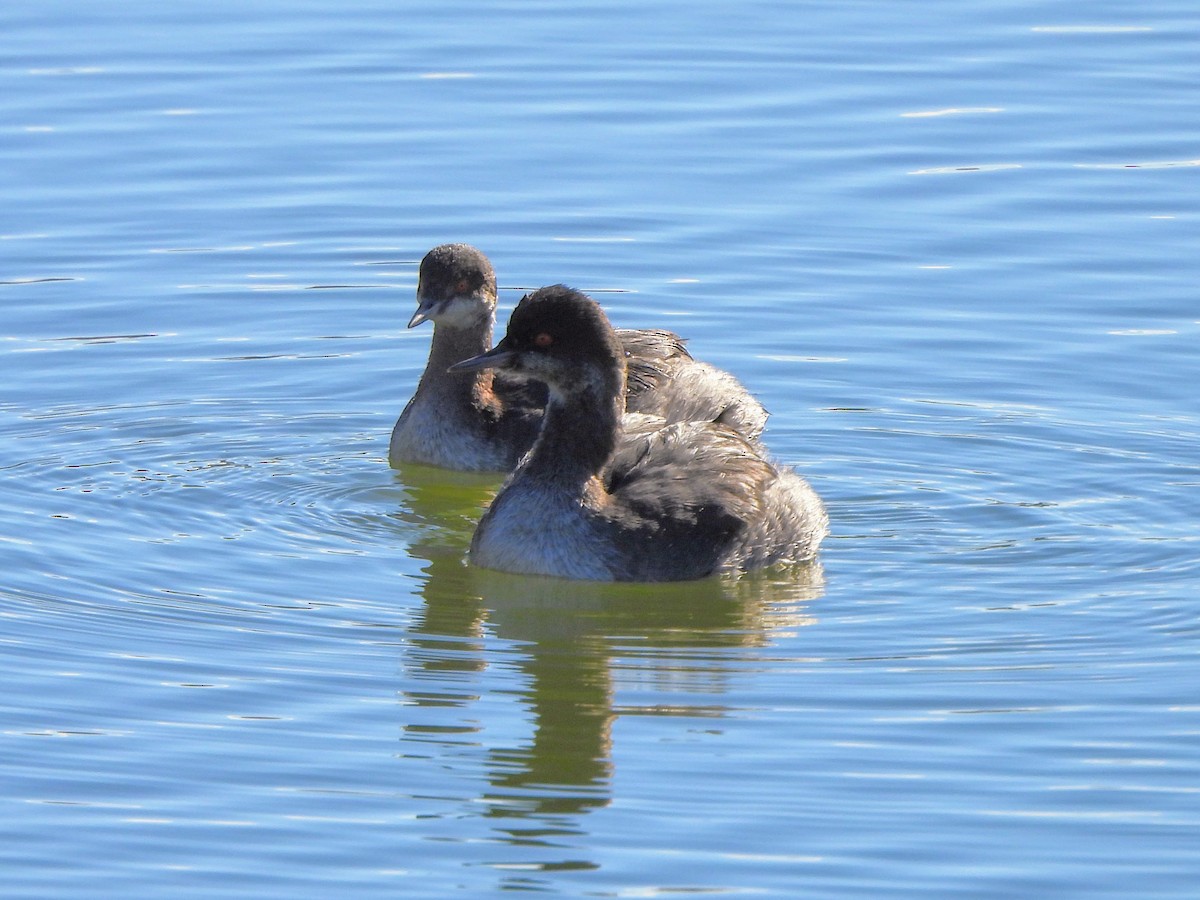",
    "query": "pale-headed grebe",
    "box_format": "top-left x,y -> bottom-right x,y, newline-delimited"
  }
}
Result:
388,244 -> 767,472
449,285 -> 827,582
